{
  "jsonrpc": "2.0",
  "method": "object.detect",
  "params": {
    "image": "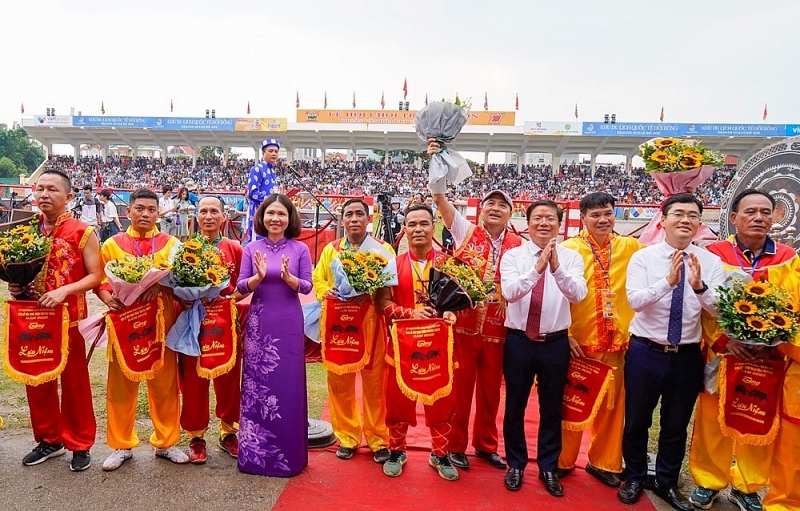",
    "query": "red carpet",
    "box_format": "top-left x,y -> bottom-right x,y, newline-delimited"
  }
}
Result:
275,376 -> 656,510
